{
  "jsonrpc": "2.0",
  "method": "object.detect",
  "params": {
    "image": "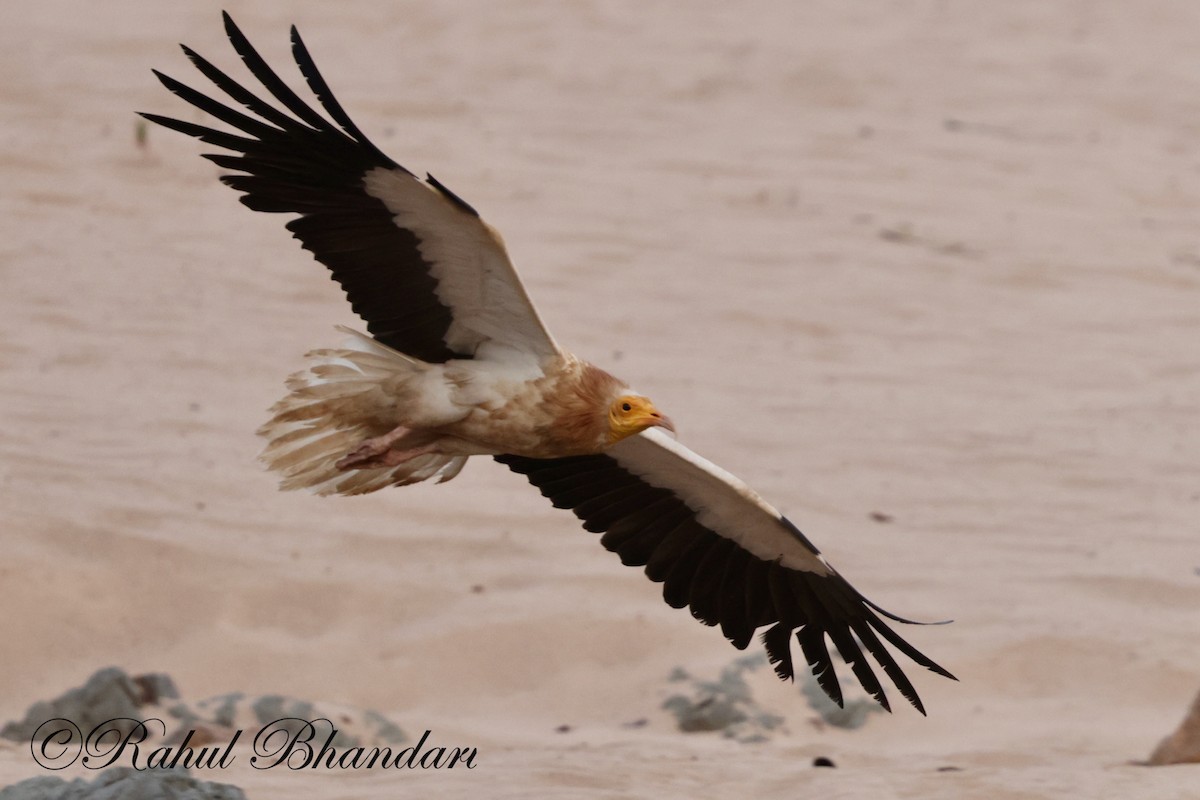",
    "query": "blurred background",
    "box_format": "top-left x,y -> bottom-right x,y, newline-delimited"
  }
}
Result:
1,2 -> 1197,797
